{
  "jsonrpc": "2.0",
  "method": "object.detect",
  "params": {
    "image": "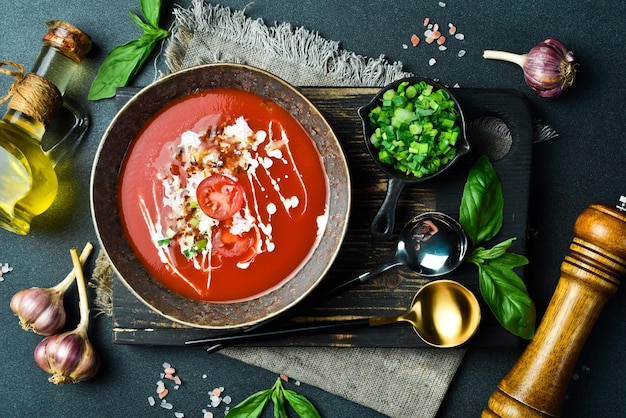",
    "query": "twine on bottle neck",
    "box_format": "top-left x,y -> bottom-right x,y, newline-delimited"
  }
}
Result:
0,61 -> 62,126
